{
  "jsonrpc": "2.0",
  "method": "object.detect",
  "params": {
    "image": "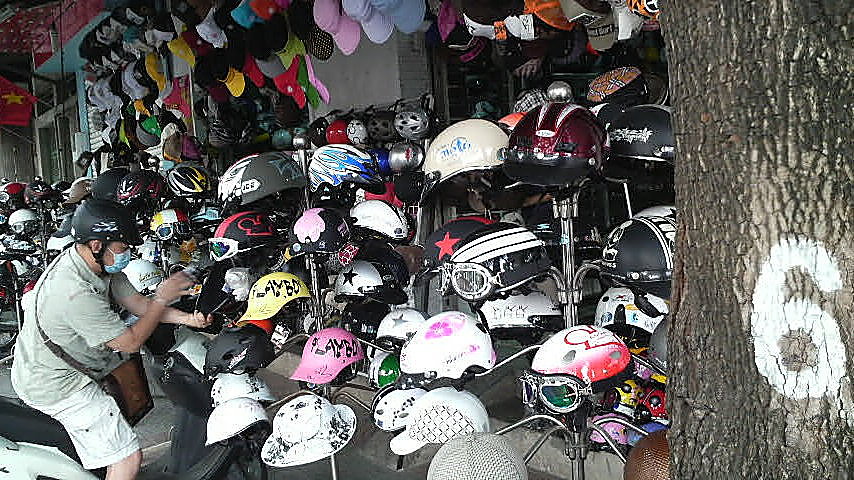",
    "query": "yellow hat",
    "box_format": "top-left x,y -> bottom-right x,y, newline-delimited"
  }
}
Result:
240,272 -> 310,321
168,35 -> 196,67
220,67 -> 246,97
145,53 -> 167,92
